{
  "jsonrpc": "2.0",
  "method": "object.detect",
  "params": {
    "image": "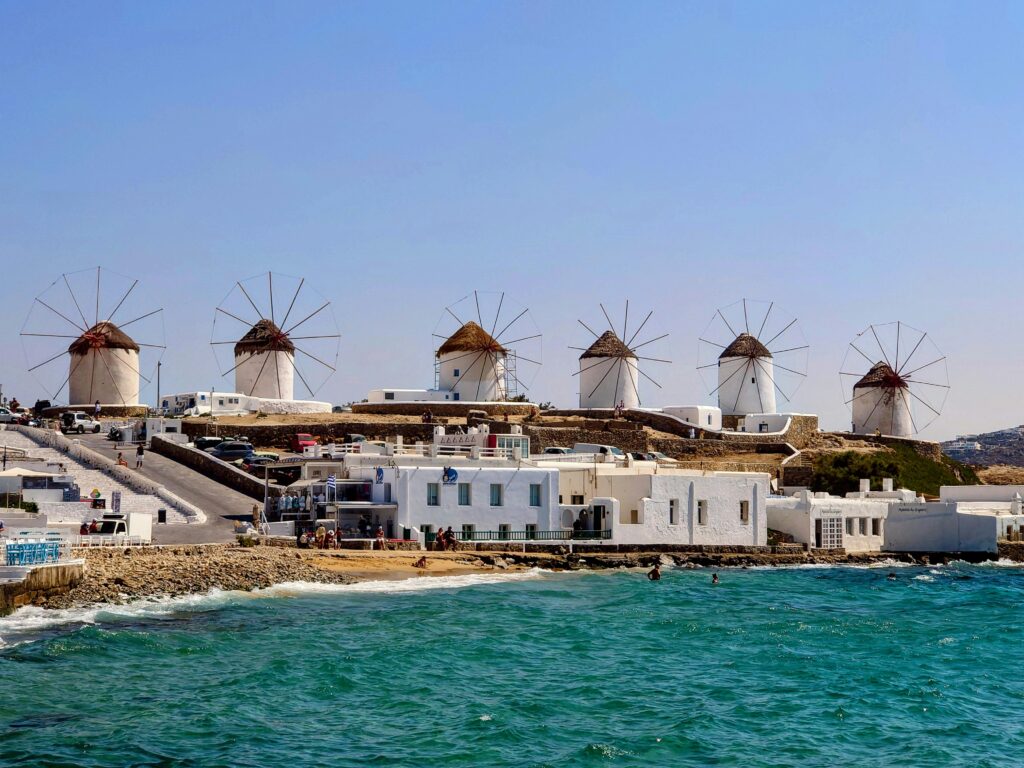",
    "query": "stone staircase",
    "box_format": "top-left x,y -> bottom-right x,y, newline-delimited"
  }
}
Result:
0,430 -> 188,524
